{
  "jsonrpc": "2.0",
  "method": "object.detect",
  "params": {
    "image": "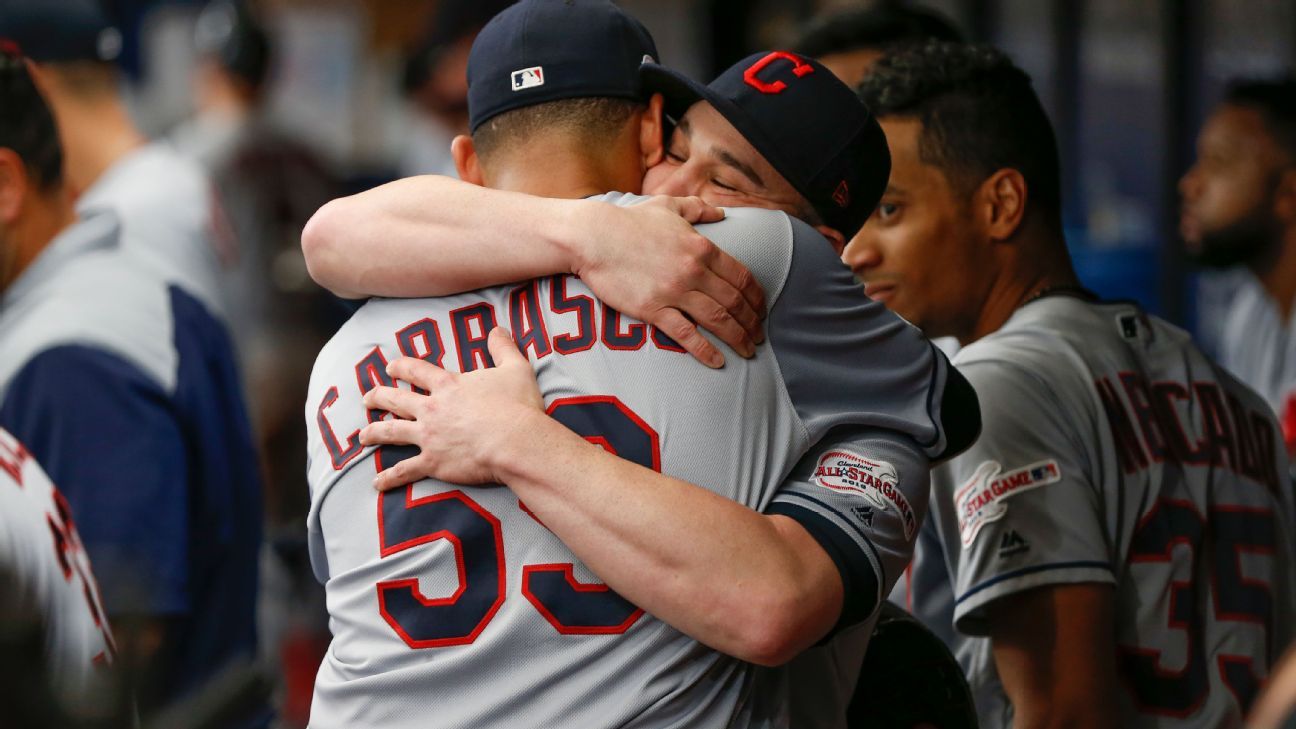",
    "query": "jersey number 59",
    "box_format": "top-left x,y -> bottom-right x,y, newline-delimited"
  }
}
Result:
374,396 -> 655,648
